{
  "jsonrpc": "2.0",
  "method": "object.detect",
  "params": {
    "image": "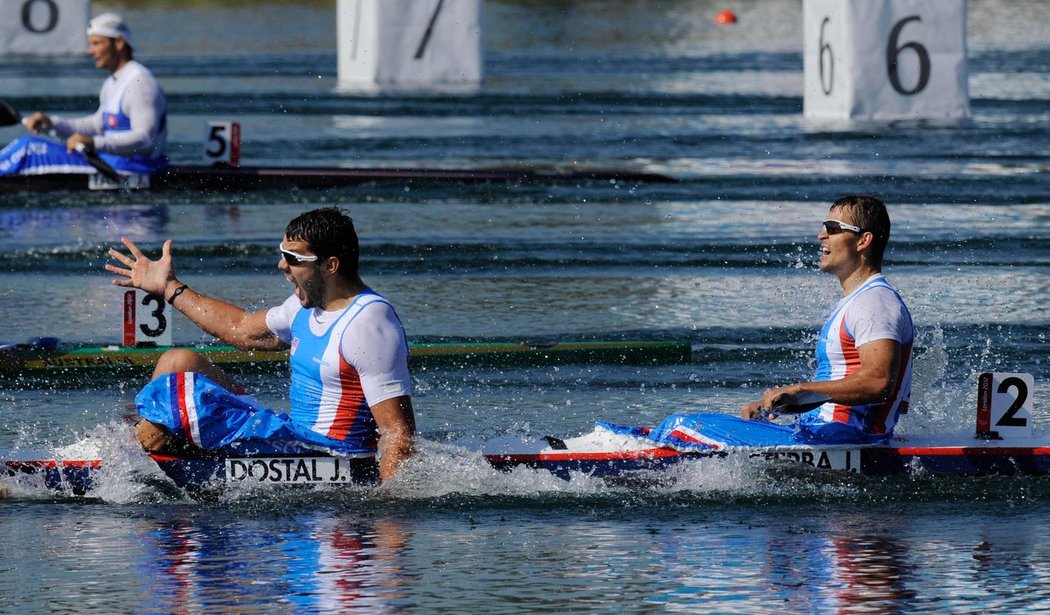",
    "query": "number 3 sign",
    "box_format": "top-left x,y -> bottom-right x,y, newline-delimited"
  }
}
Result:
123,289 -> 173,348
0,0 -> 90,56
803,0 -> 970,120
336,0 -> 482,89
